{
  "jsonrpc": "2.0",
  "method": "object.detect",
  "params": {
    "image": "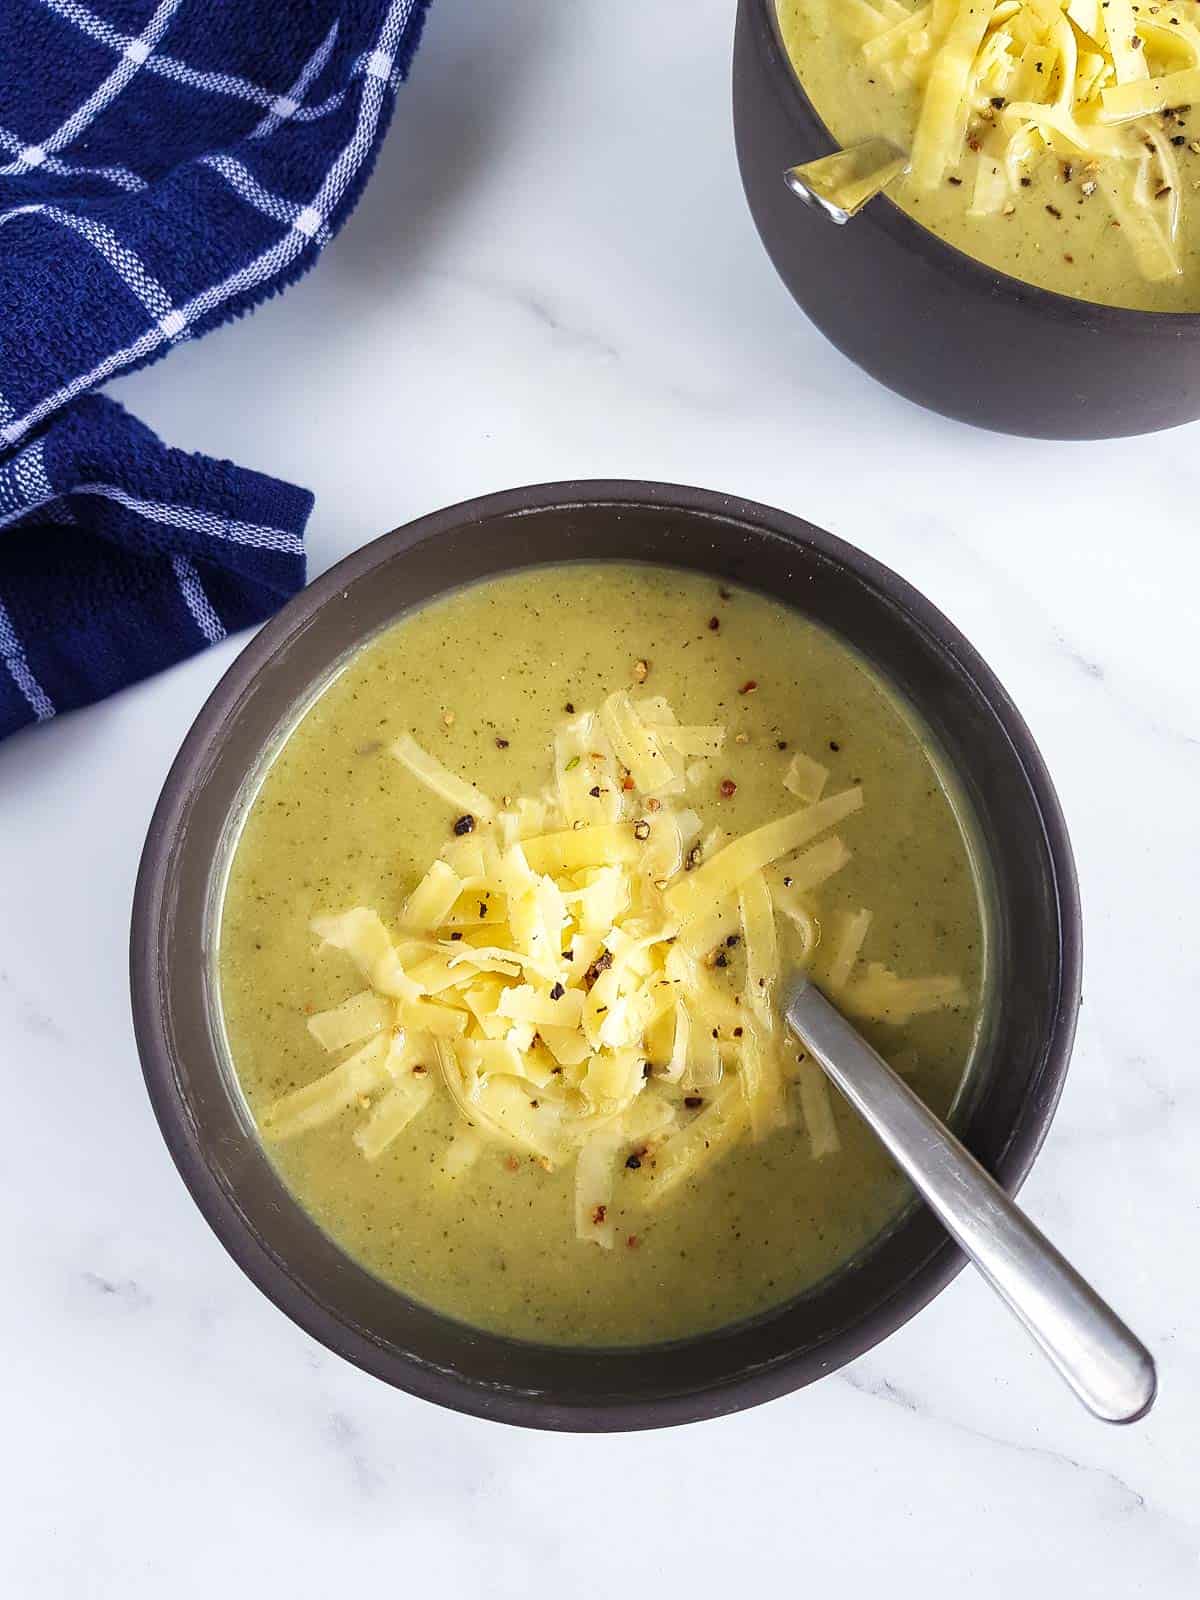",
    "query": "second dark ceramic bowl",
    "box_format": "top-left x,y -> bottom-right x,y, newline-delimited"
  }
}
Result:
733,0 -> 1200,438
130,480 -> 1081,1430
